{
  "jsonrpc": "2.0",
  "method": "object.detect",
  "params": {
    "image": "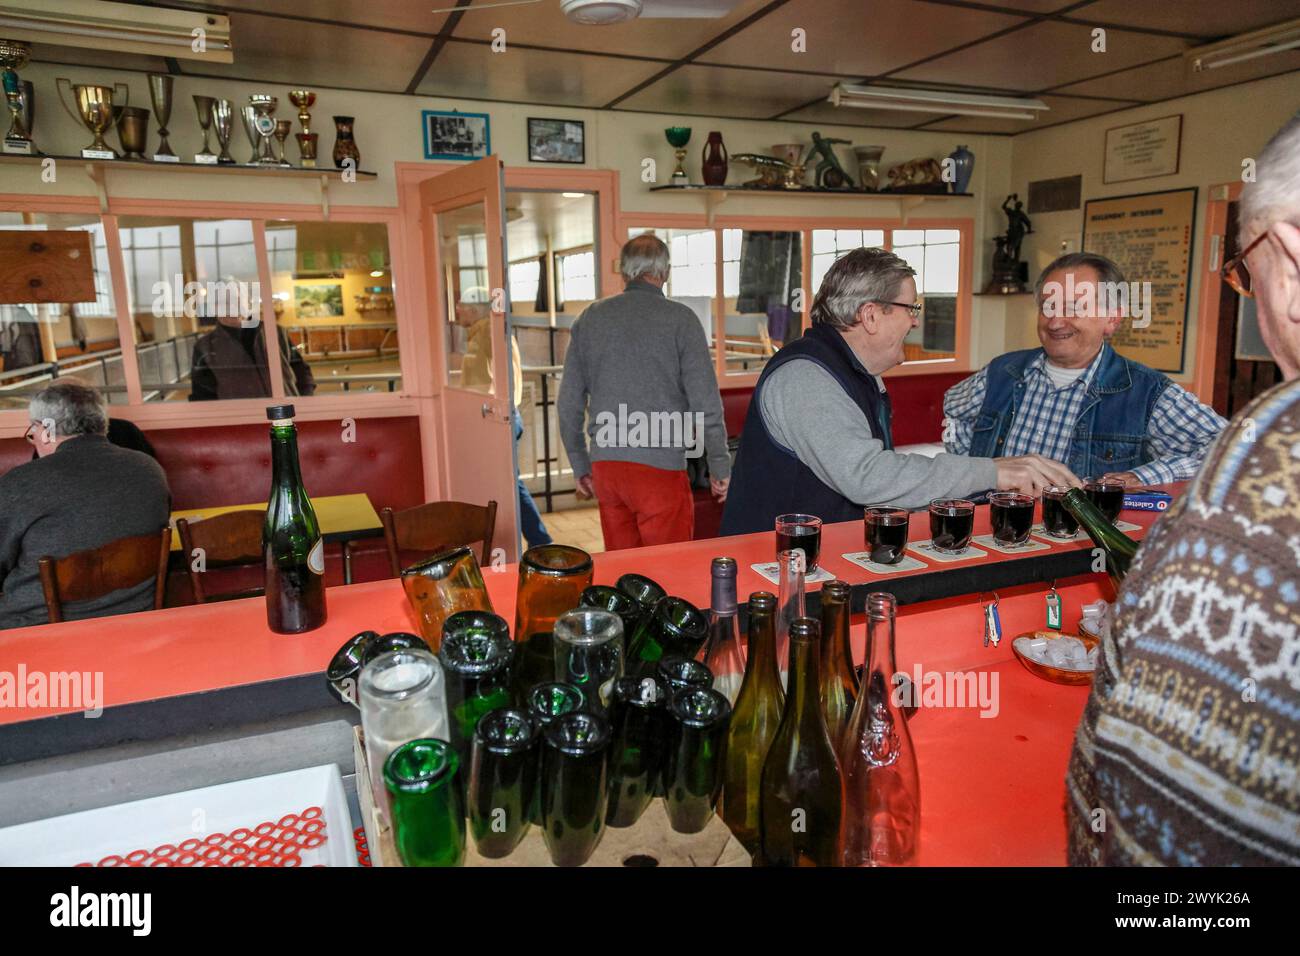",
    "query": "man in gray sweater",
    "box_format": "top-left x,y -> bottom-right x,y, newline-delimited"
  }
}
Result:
559,235 -> 730,550
0,382 -> 171,629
